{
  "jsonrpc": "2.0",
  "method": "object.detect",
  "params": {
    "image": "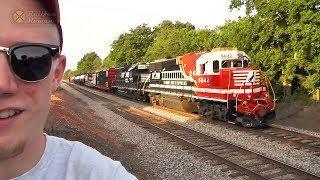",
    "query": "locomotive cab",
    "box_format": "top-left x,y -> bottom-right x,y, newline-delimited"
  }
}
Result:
195,48 -> 251,76
191,48 -> 254,100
